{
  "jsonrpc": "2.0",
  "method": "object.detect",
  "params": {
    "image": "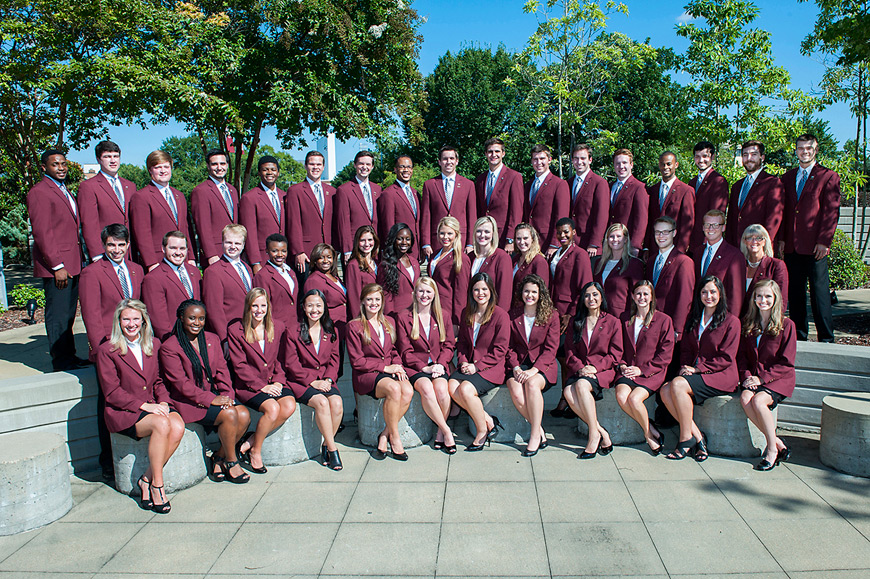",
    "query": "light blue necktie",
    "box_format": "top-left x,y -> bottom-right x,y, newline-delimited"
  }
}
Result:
118,264 -> 131,299
530,178 -> 541,205
444,177 -> 454,208
362,182 -> 373,219
162,187 -> 178,222
796,169 -> 808,201
659,182 -> 668,208
403,183 -> 417,217
738,175 -> 753,209
572,176 -> 583,203
236,262 -> 251,292
111,176 -> 124,207
611,181 -> 622,205
653,253 -> 664,286
486,172 -> 496,205
701,245 -> 713,276
695,174 -> 703,193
